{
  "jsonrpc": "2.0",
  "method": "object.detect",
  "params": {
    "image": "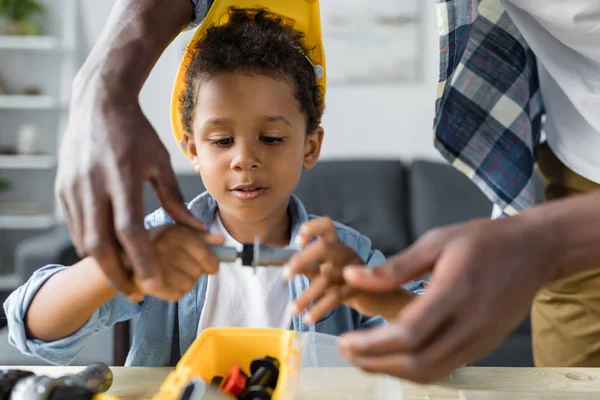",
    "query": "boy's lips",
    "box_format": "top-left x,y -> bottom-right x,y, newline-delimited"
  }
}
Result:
230,184 -> 267,200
